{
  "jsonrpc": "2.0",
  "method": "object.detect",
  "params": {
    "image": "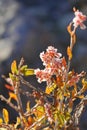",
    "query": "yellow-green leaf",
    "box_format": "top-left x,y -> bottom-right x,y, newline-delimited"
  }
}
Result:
11,60 -> 17,74
65,112 -> 71,121
33,105 -> 45,119
23,69 -> 34,76
3,108 -> 9,124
